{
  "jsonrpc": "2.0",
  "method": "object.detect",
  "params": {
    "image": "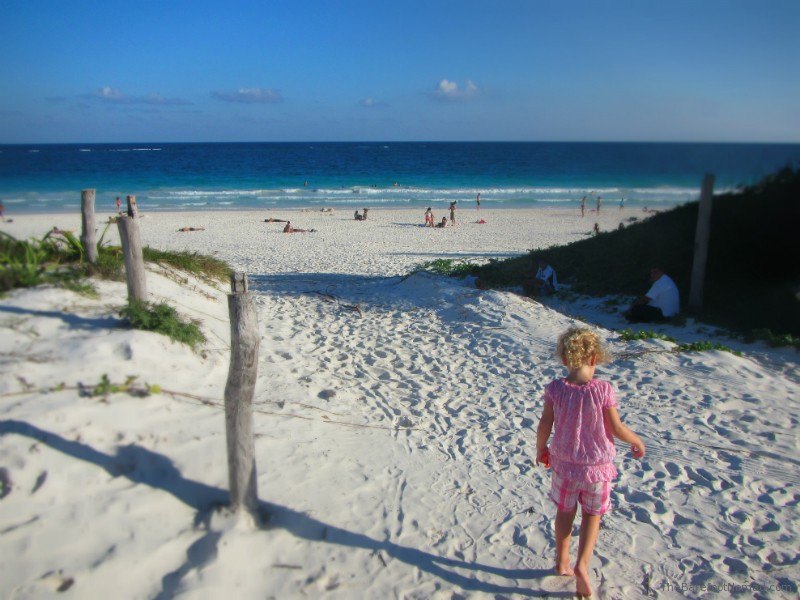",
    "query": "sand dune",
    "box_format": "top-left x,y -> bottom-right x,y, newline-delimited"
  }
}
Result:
1,208 -> 798,598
